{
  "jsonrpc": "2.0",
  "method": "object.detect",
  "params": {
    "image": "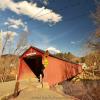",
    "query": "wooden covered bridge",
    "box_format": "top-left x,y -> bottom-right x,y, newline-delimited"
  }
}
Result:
17,46 -> 82,86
